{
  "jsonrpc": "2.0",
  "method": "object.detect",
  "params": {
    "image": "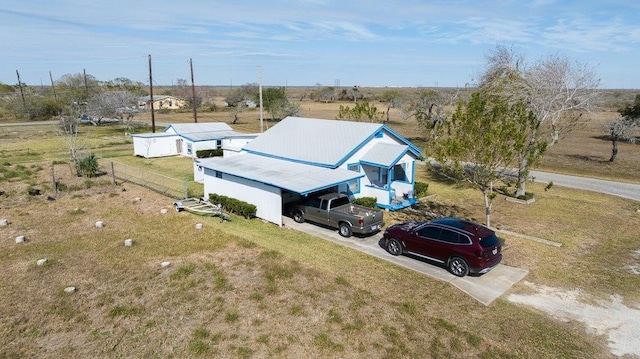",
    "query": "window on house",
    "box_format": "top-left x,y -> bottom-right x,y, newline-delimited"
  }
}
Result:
392,163 -> 407,181
215,171 -> 222,178
347,163 -> 360,193
216,140 -> 222,148
380,168 -> 388,186
187,143 -> 193,155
